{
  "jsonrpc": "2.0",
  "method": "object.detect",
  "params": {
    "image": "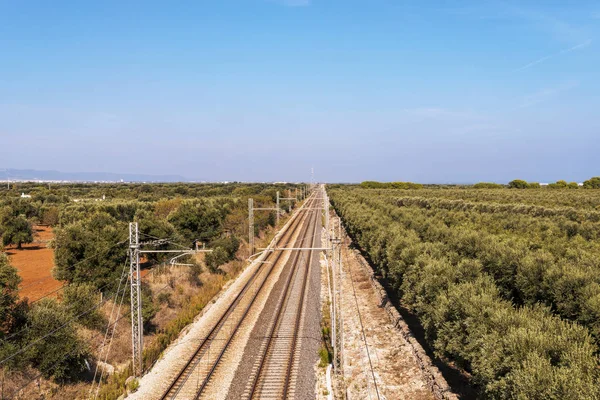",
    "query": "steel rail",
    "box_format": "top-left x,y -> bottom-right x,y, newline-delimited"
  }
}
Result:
248,191 -> 321,400
283,206 -> 319,398
160,194 -> 317,400
192,196 -> 319,399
